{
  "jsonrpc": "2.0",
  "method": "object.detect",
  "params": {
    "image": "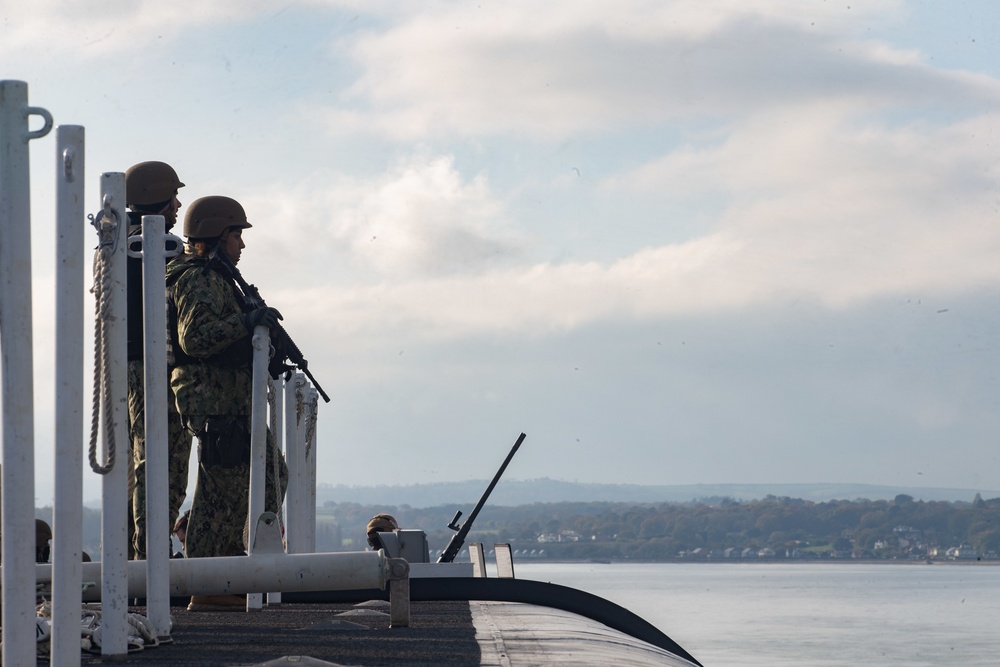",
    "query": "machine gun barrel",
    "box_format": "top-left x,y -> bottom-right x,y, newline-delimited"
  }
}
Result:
438,432 -> 526,563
